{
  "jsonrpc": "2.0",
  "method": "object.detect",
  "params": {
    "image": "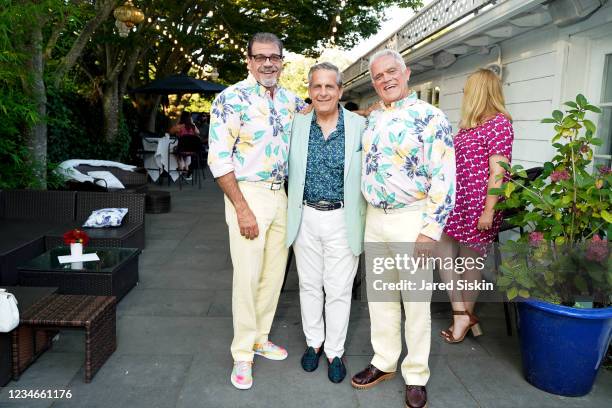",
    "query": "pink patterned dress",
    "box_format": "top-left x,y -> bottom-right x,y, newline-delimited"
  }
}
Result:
444,113 -> 514,255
